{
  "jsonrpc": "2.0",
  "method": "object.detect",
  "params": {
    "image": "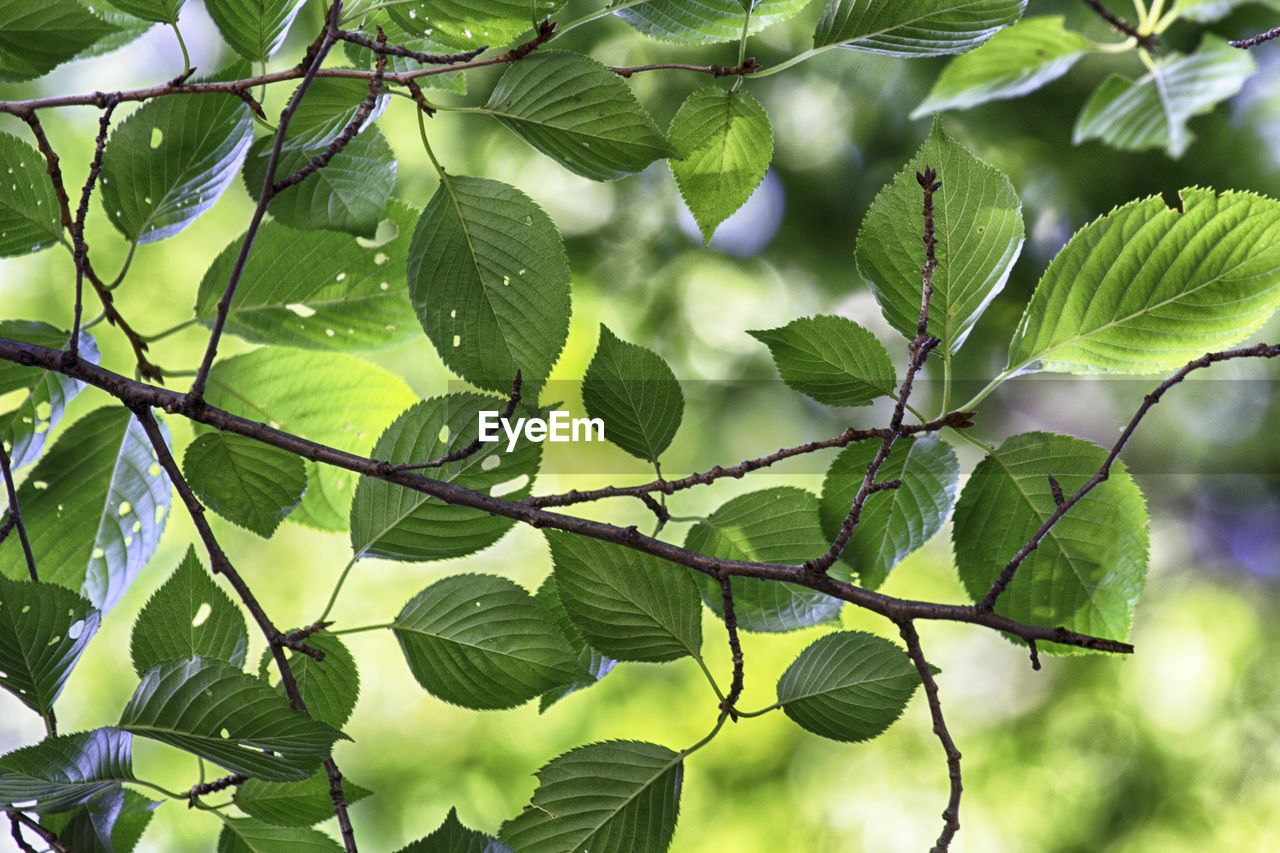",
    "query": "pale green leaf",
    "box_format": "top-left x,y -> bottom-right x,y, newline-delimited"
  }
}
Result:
0,578 -> 100,714
1073,35 -> 1255,159
669,87 -> 772,244
217,818 -> 345,853
814,0 -> 1026,54
407,176 -> 570,395
485,52 -> 676,181
388,0 -> 566,50
397,807 -> 513,852
912,16 -> 1095,116
545,531 -> 702,663
74,7 -> 156,60
685,487 -> 843,632
99,93 -> 253,243
392,574 -> 585,710
104,0 -> 183,23
776,631 -> 920,742
0,322 -> 97,470
499,741 -> 682,853
856,116 -> 1024,353
535,575 -> 616,712
0,407 -> 171,611
1007,188 -> 1280,375
182,433 -> 306,537
0,0 -> 119,80
952,432 -> 1149,651
0,133 -> 64,256
1174,0 -> 1280,24
129,546 -> 249,676
748,315 -> 897,407
120,657 -> 346,781
0,728 -> 133,813
206,0 -> 307,64
618,0 -> 812,46
582,325 -> 683,463
349,393 -> 543,561
233,771 -> 372,827
262,632 -> 360,730
819,436 -> 959,588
